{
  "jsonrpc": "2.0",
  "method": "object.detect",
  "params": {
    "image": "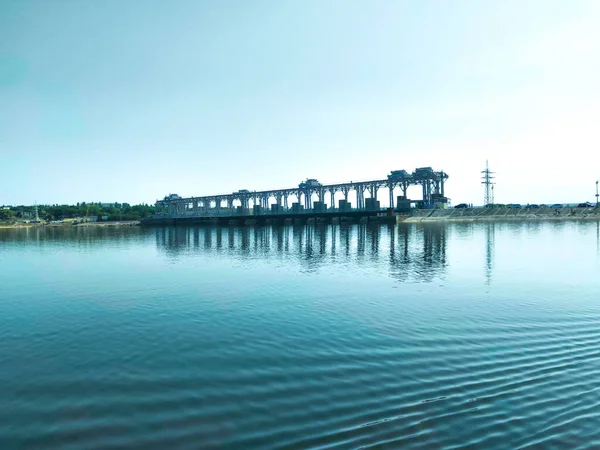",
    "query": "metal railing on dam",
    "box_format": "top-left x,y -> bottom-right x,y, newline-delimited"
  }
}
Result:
152,167 -> 449,220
